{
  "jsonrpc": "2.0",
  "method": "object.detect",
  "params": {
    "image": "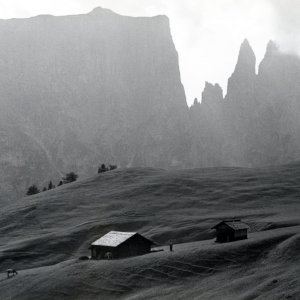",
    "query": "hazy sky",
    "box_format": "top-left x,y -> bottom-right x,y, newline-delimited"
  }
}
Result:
0,0 -> 298,105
